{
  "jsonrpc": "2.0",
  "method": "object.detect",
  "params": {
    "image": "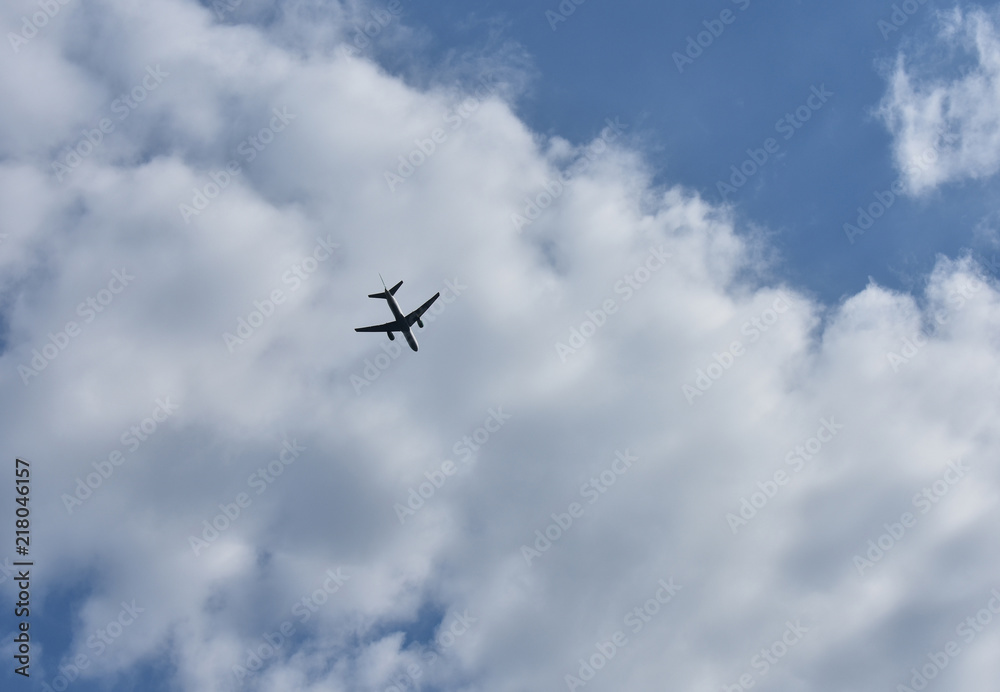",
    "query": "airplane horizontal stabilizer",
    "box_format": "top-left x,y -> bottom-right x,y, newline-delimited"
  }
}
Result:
368,280 -> 403,299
